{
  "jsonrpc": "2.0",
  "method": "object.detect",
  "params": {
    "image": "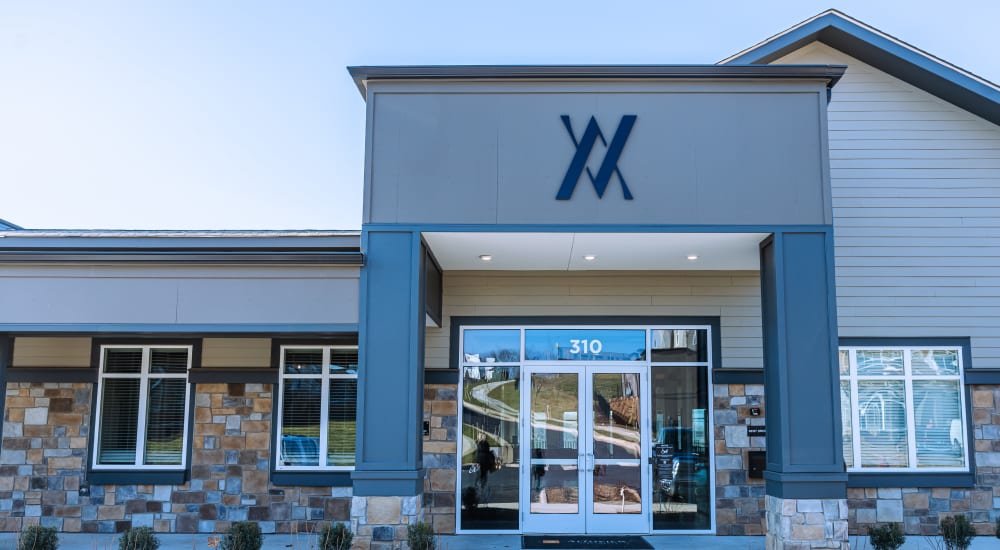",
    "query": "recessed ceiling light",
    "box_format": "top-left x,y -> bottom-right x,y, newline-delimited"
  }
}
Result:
583,254 -> 597,261
479,254 -> 493,261
687,255 -> 698,261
